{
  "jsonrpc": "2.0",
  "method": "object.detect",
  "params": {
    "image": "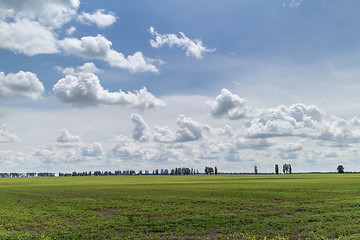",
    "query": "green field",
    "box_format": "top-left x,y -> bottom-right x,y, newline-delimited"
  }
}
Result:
0,174 -> 360,239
